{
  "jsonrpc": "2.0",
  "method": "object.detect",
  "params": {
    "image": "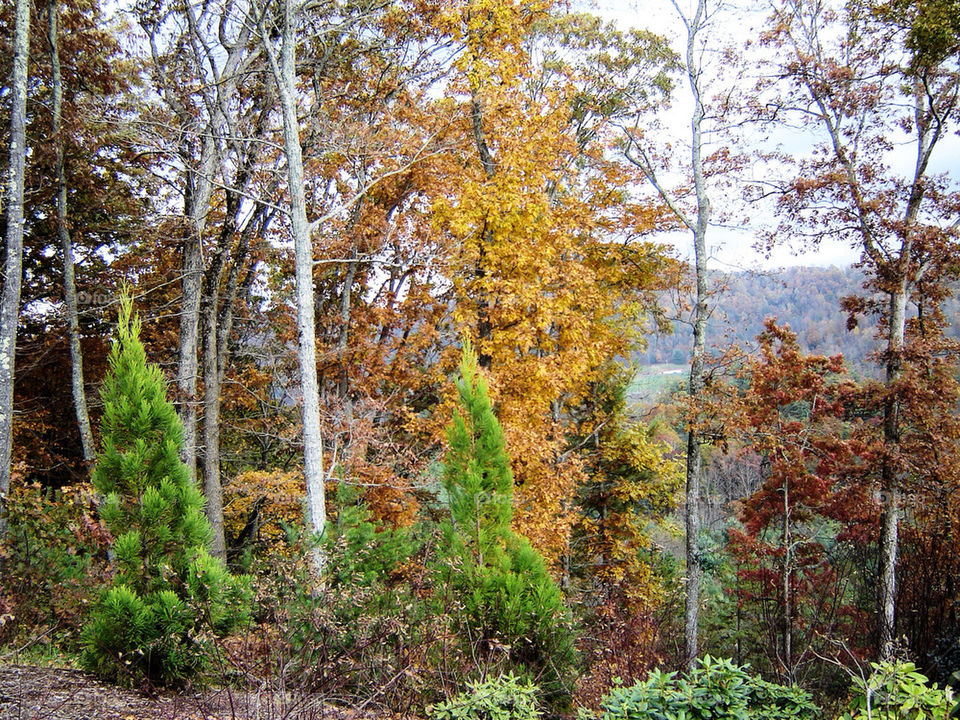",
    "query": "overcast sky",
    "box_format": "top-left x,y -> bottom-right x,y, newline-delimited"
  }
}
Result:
582,0 -> 955,272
